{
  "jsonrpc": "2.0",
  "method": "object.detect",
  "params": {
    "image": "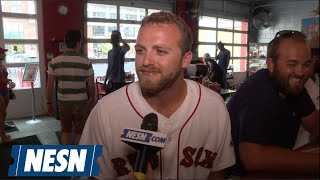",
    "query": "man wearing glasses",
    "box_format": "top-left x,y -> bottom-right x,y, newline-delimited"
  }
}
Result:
227,30 -> 319,178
